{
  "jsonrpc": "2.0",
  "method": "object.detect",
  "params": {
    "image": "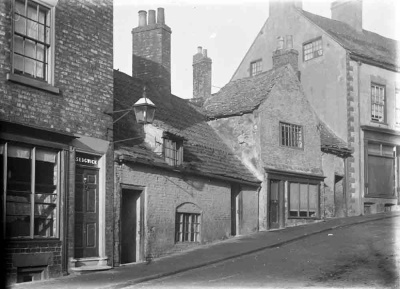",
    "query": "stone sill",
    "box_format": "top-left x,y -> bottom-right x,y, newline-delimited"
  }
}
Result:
7,73 -> 60,94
